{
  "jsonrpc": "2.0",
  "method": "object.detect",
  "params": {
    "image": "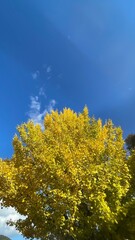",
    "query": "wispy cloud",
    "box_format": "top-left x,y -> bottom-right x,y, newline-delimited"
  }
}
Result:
43,64 -> 52,73
0,205 -> 25,238
32,70 -> 40,80
28,96 -> 56,128
46,65 -> 52,73
39,87 -> 46,97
